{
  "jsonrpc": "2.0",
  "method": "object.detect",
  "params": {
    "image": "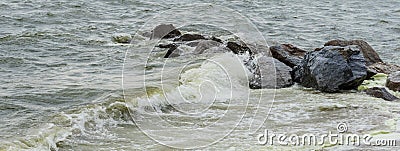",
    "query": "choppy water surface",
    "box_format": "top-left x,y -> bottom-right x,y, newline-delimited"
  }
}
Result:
0,0 -> 400,150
